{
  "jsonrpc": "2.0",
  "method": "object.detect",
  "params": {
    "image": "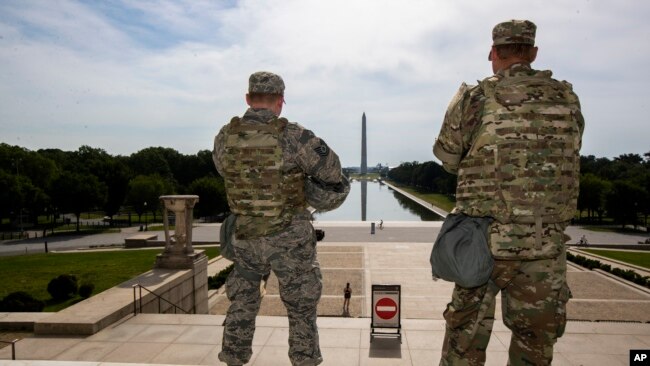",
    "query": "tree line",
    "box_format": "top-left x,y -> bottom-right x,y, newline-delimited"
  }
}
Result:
3,142 -> 648,231
387,161 -> 457,195
0,143 -> 228,232
388,152 -> 650,229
